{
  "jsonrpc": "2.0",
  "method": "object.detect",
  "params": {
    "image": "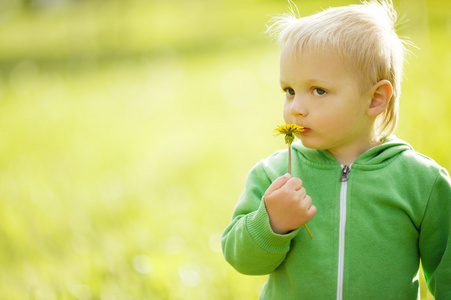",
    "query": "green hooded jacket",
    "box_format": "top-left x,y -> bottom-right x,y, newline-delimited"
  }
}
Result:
222,137 -> 451,299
